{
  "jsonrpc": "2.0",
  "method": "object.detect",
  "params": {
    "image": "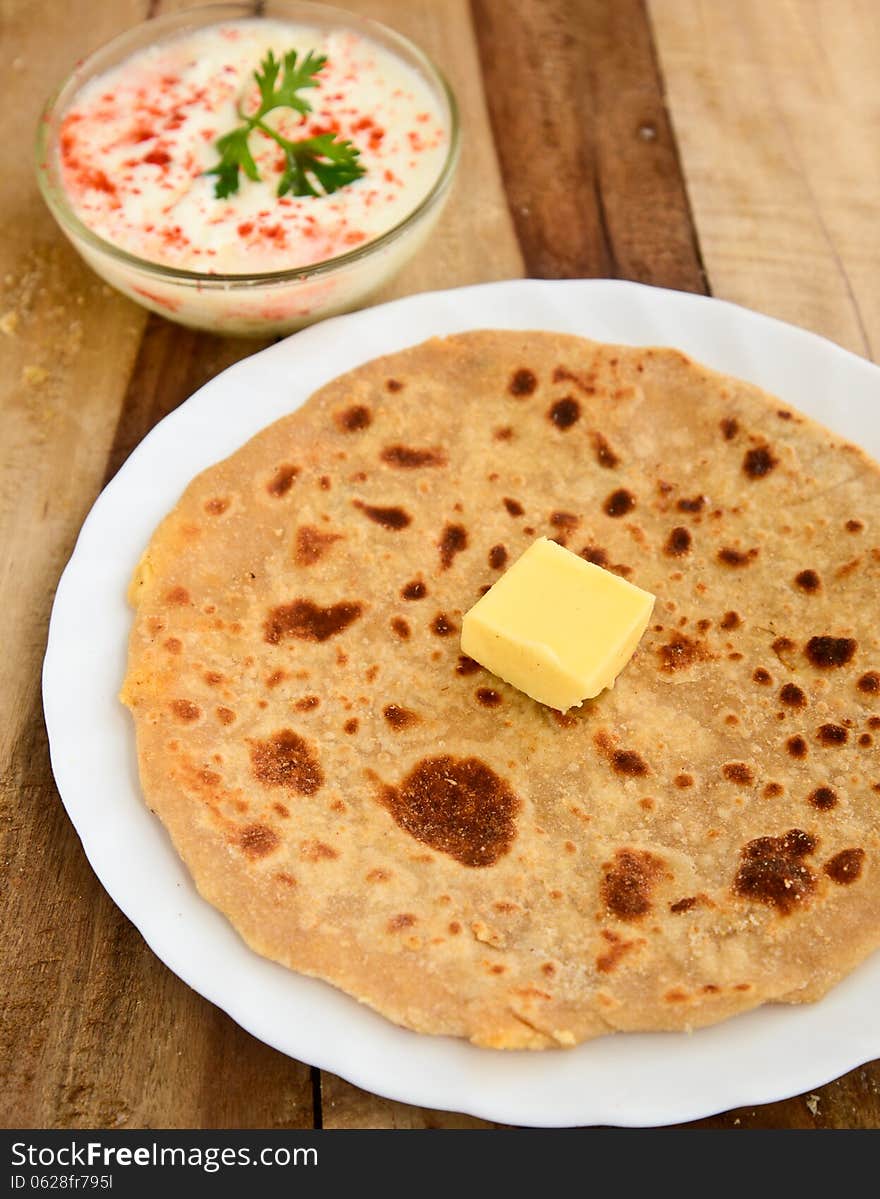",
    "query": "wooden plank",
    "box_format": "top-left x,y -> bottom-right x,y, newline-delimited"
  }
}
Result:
471,0 -> 706,290
648,0 -> 880,1130
0,0 -> 152,1131
648,0 -> 878,359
